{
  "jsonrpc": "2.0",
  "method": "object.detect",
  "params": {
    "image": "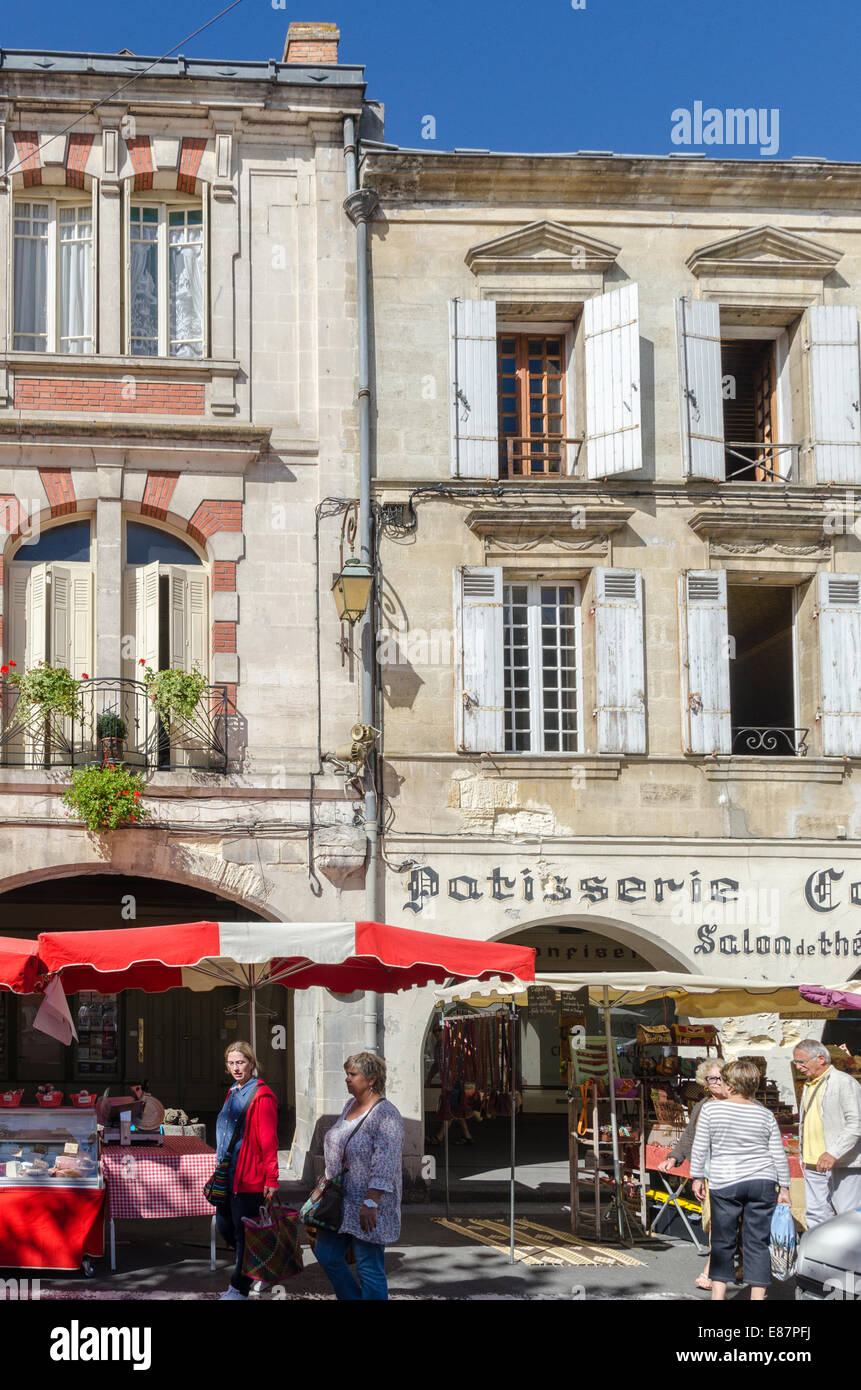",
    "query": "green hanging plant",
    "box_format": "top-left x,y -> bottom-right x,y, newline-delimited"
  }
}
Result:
139,663 -> 207,727
6,661 -> 83,719
62,763 -> 148,833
